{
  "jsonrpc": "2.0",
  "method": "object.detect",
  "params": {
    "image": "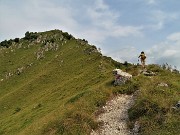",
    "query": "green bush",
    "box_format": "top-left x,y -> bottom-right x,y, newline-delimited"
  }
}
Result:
14,38 -> 20,43
24,31 -> 38,40
0,39 -> 13,48
62,32 -> 73,40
